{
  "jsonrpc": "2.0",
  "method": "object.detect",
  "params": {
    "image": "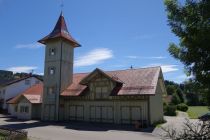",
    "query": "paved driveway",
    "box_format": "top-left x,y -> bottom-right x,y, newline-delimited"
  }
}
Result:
152,111 -> 199,137
0,113 -> 198,140
0,115 -> 159,140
